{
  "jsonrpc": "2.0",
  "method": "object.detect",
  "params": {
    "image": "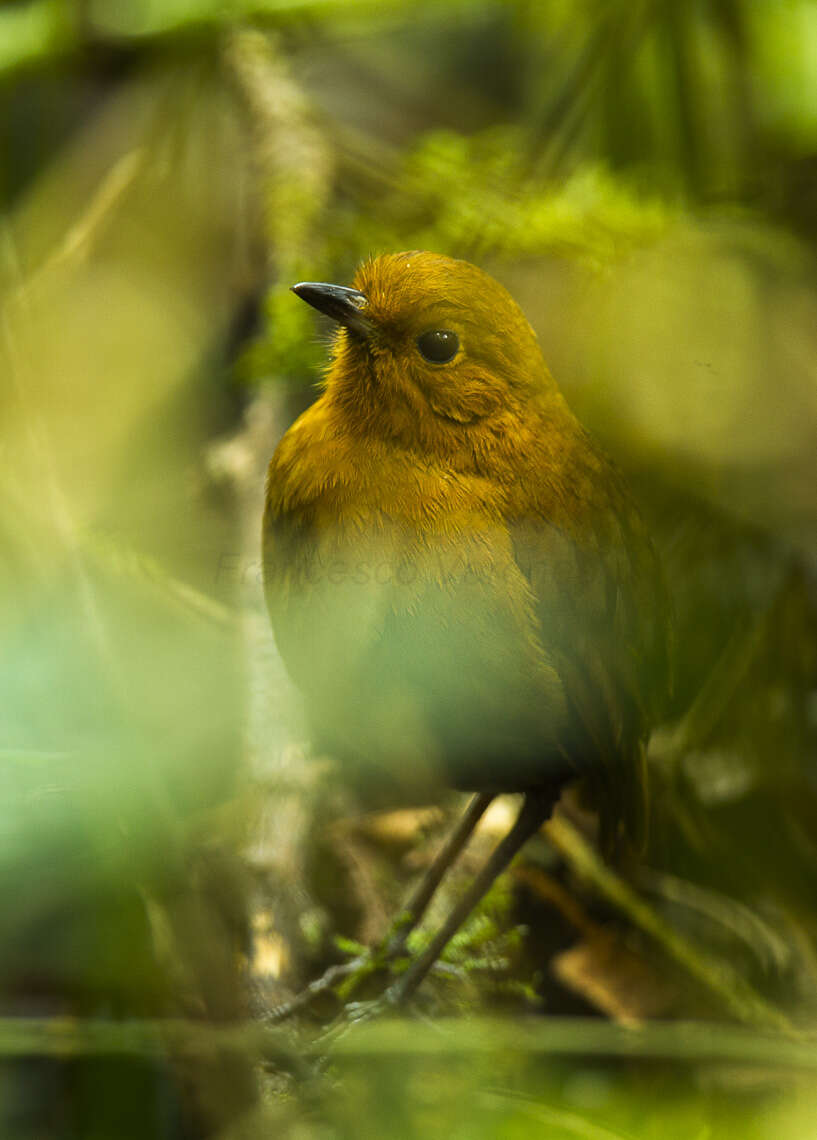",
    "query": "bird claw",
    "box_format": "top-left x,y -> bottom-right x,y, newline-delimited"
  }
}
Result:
343,993 -> 397,1024
344,980 -> 407,1026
